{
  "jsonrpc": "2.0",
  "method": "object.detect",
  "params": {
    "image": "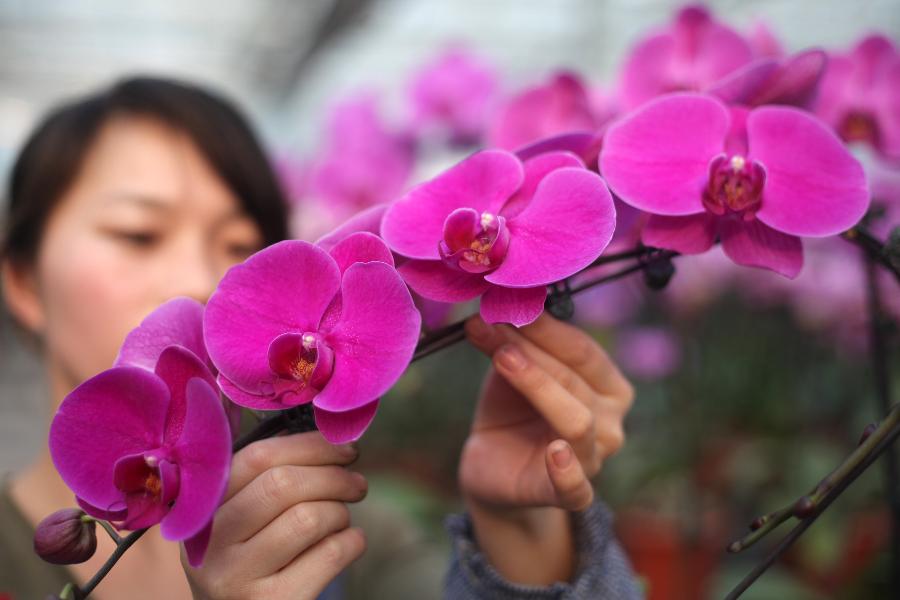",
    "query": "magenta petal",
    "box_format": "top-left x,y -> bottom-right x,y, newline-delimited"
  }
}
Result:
501,151 -> 585,219
217,374 -> 286,411
707,58 -> 780,105
398,259 -> 490,303
600,93 -> 729,215
315,204 -> 388,253
155,346 -> 217,447
204,241 -> 341,393
753,49 -> 827,108
442,208 -> 482,253
719,218 -> 803,278
122,493 -> 170,530
314,400 -> 379,444
49,368 -> 169,512
748,107 -> 869,236
115,298 -> 207,370
315,262 -> 421,412
480,285 -> 547,326
183,521 -> 213,567
328,231 -> 395,274
162,379 -> 231,541
487,168 -> 615,287
381,150 -> 524,260
641,213 -> 717,254
76,497 -> 127,522
514,132 -> 602,167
